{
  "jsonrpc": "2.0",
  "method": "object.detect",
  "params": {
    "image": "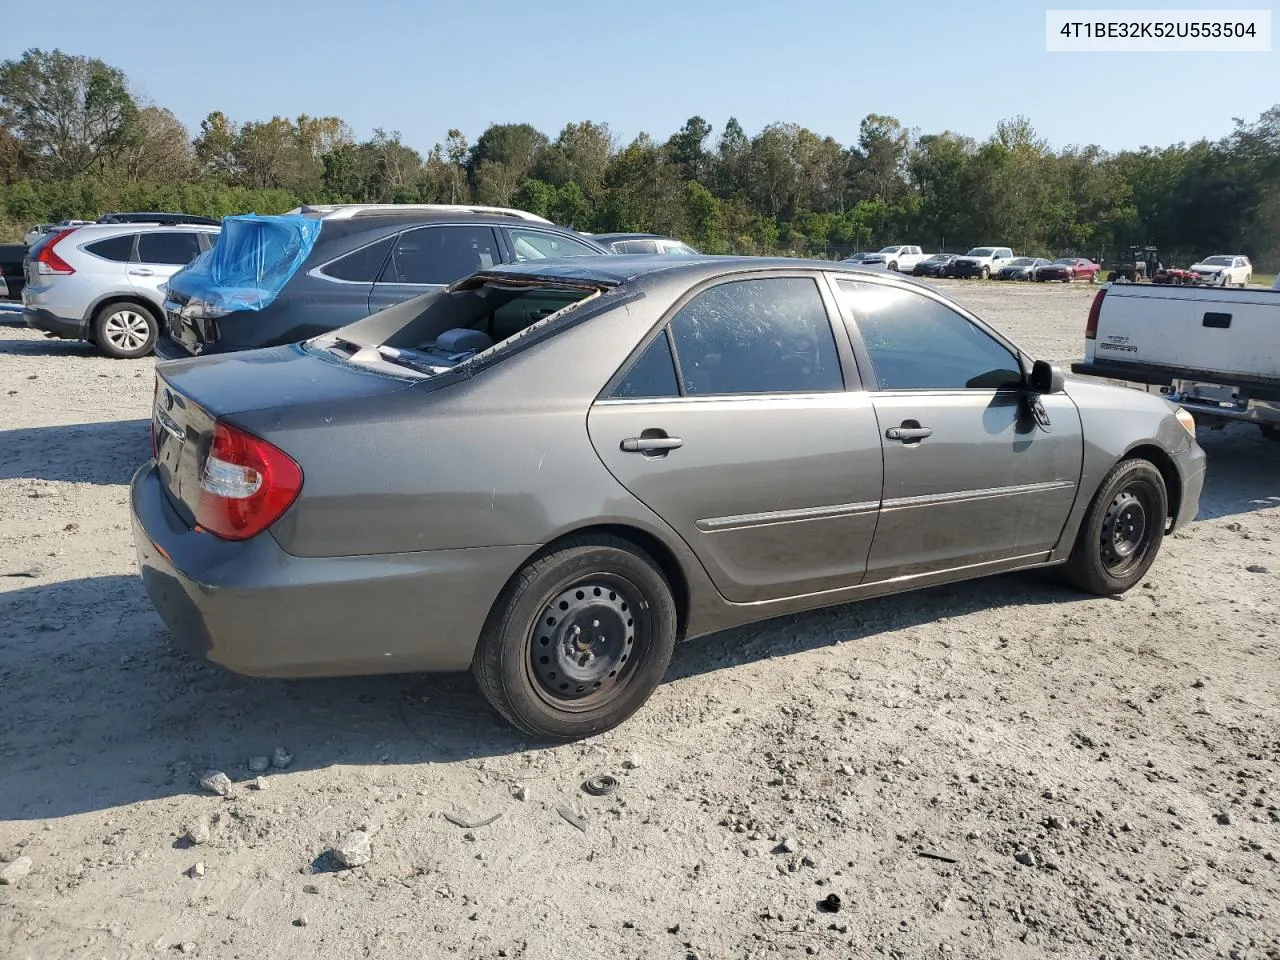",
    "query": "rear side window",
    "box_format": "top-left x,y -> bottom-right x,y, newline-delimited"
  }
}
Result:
666,277 -> 843,397
137,232 -> 202,266
379,226 -> 498,285
836,280 -> 1023,391
320,236 -> 393,282
611,332 -> 680,399
85,235 -> 134,262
